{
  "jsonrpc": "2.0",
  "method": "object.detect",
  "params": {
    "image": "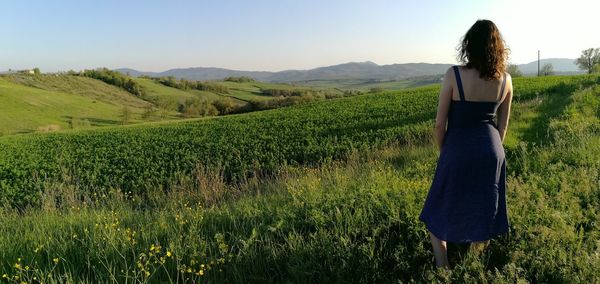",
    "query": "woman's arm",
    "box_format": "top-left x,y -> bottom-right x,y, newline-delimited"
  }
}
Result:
434,68 -> 454,150
496,75 -> 513,142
